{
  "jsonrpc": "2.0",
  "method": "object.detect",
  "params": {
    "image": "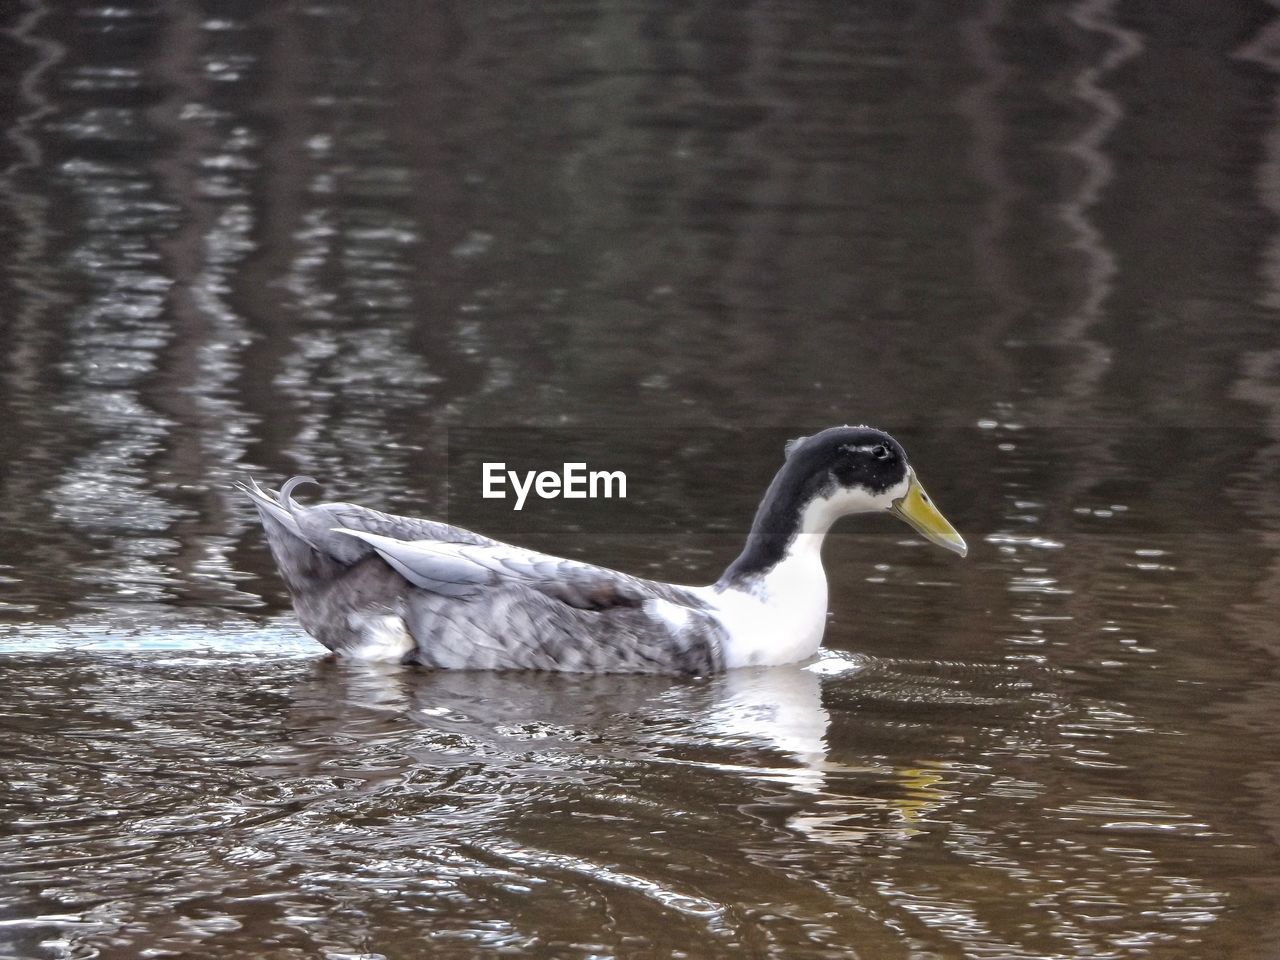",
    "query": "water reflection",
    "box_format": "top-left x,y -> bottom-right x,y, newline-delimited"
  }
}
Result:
2,0 -> 1280,955
0,641 -> 1228,958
